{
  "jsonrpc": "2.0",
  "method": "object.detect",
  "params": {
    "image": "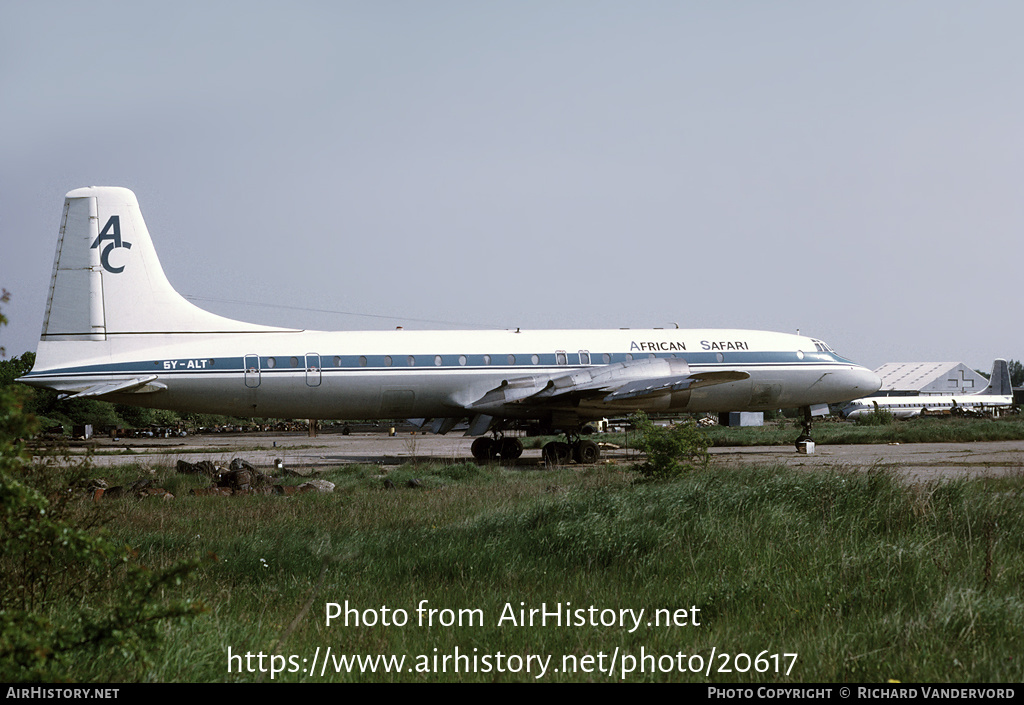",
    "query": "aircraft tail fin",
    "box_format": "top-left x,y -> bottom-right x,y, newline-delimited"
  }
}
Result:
41,187 -> 290,340
982,359 -> 1012,397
